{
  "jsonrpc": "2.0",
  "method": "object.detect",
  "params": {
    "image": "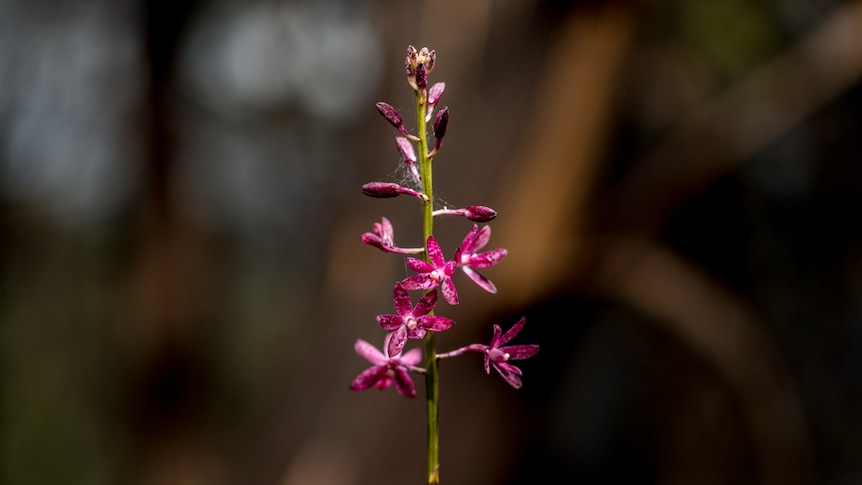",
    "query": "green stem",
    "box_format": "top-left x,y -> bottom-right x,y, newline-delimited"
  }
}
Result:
416,89 -> 440,485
